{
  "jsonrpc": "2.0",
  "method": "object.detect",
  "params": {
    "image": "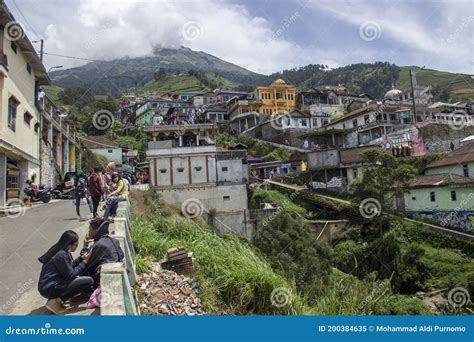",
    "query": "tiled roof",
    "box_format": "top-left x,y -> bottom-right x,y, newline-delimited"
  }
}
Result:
409,173 -> 474,188
426,142 -> 474,169
81,136 -> 119,149
340,146 -> 378,164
